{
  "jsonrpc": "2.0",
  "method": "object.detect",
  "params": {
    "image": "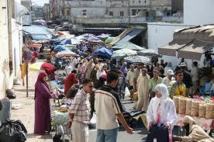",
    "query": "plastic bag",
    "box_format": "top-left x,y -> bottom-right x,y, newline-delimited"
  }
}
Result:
125,87 -> 130,97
